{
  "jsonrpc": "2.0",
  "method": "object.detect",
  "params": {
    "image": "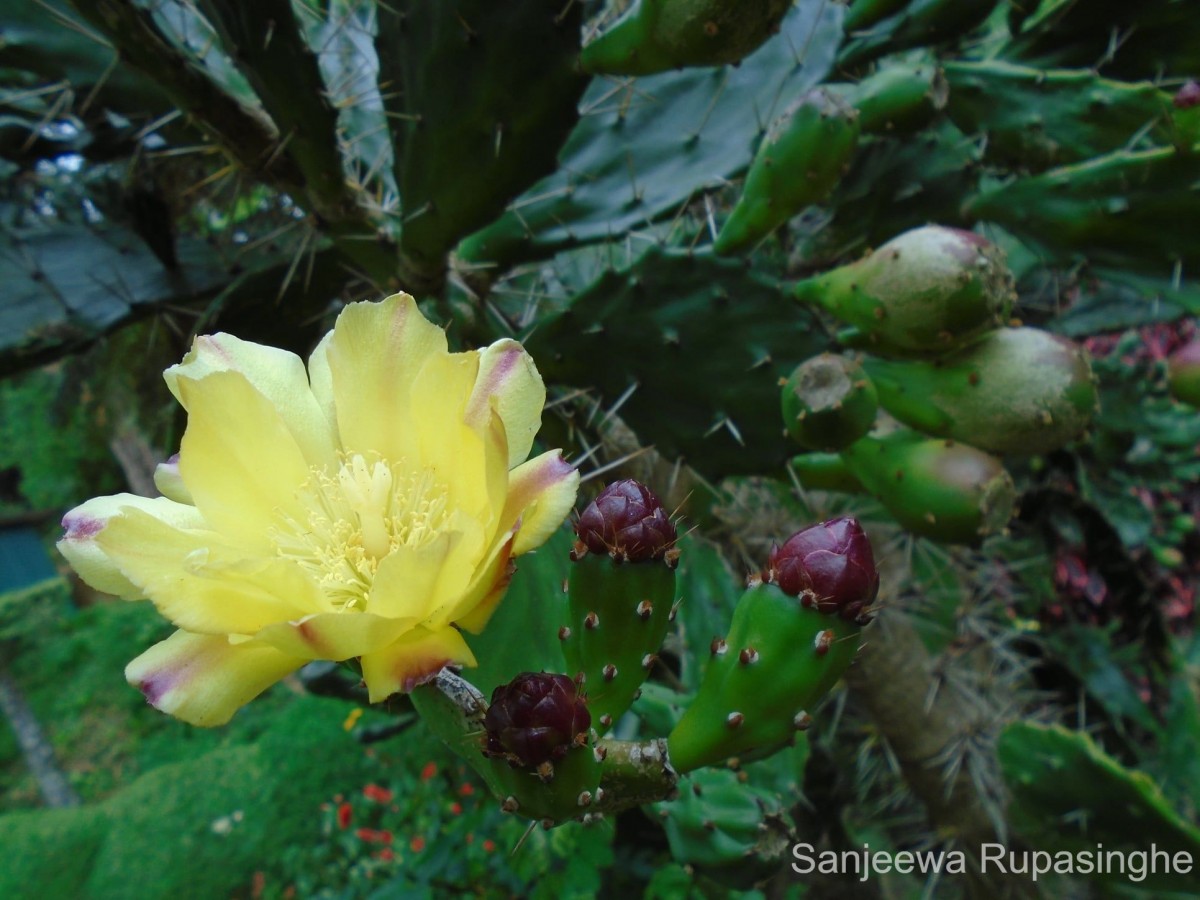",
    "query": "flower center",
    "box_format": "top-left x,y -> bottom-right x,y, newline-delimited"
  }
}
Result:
272,453 -> 450,611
